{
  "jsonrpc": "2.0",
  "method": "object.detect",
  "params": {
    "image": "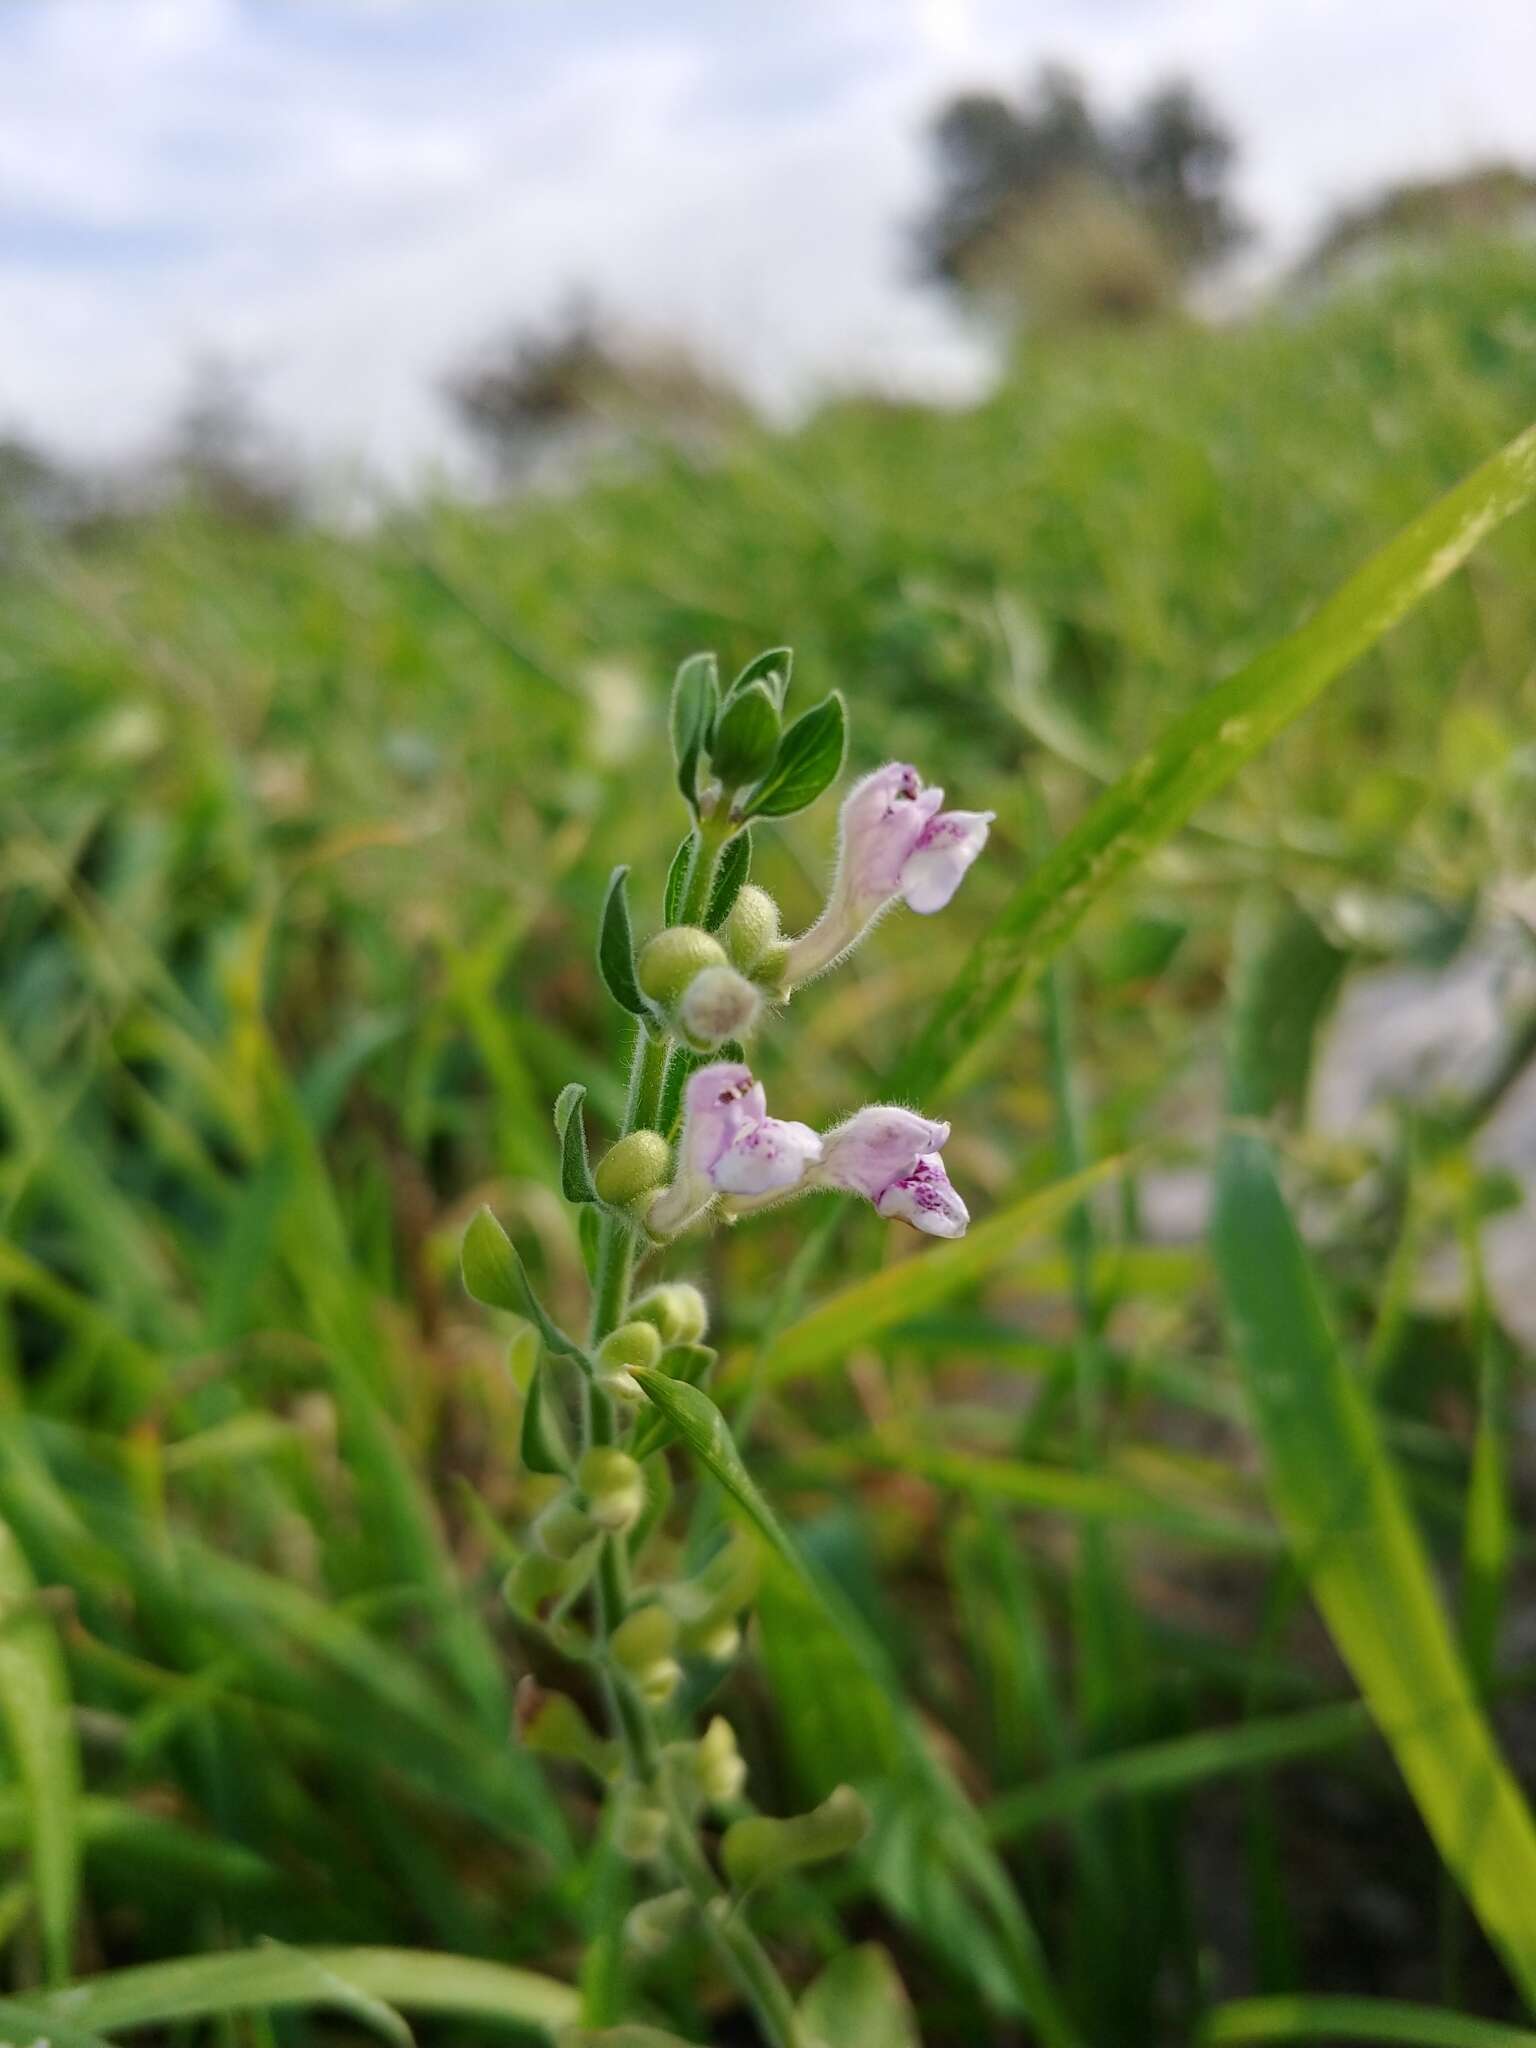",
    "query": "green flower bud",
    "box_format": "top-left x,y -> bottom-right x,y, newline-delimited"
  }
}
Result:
709,679 -> 781,787
698,1714 -> 748,1805
613,1788 -> 668,1862
723,884 -> 783,974
612,1605 -> 683,1706
611,1602 -> 678,1672
631,1282 -> 709,1346
677,963 -> 761,1050
637,1656 -> 683,1707
531,1493 -> 598,1562
749,939 -> 791,995
623,1887 -> 694,1959
636,925 -> 726,1005
577,1447 -> 647,1533
692,1617 -> 742,1664
593,1129 -> 671,1206
597,1321 -> 663,1371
